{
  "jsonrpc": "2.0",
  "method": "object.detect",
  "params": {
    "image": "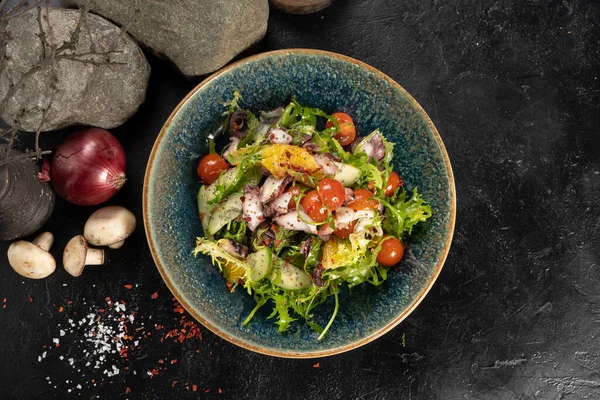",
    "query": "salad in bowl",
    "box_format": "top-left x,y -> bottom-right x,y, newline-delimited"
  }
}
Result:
194,91 -> 432,339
